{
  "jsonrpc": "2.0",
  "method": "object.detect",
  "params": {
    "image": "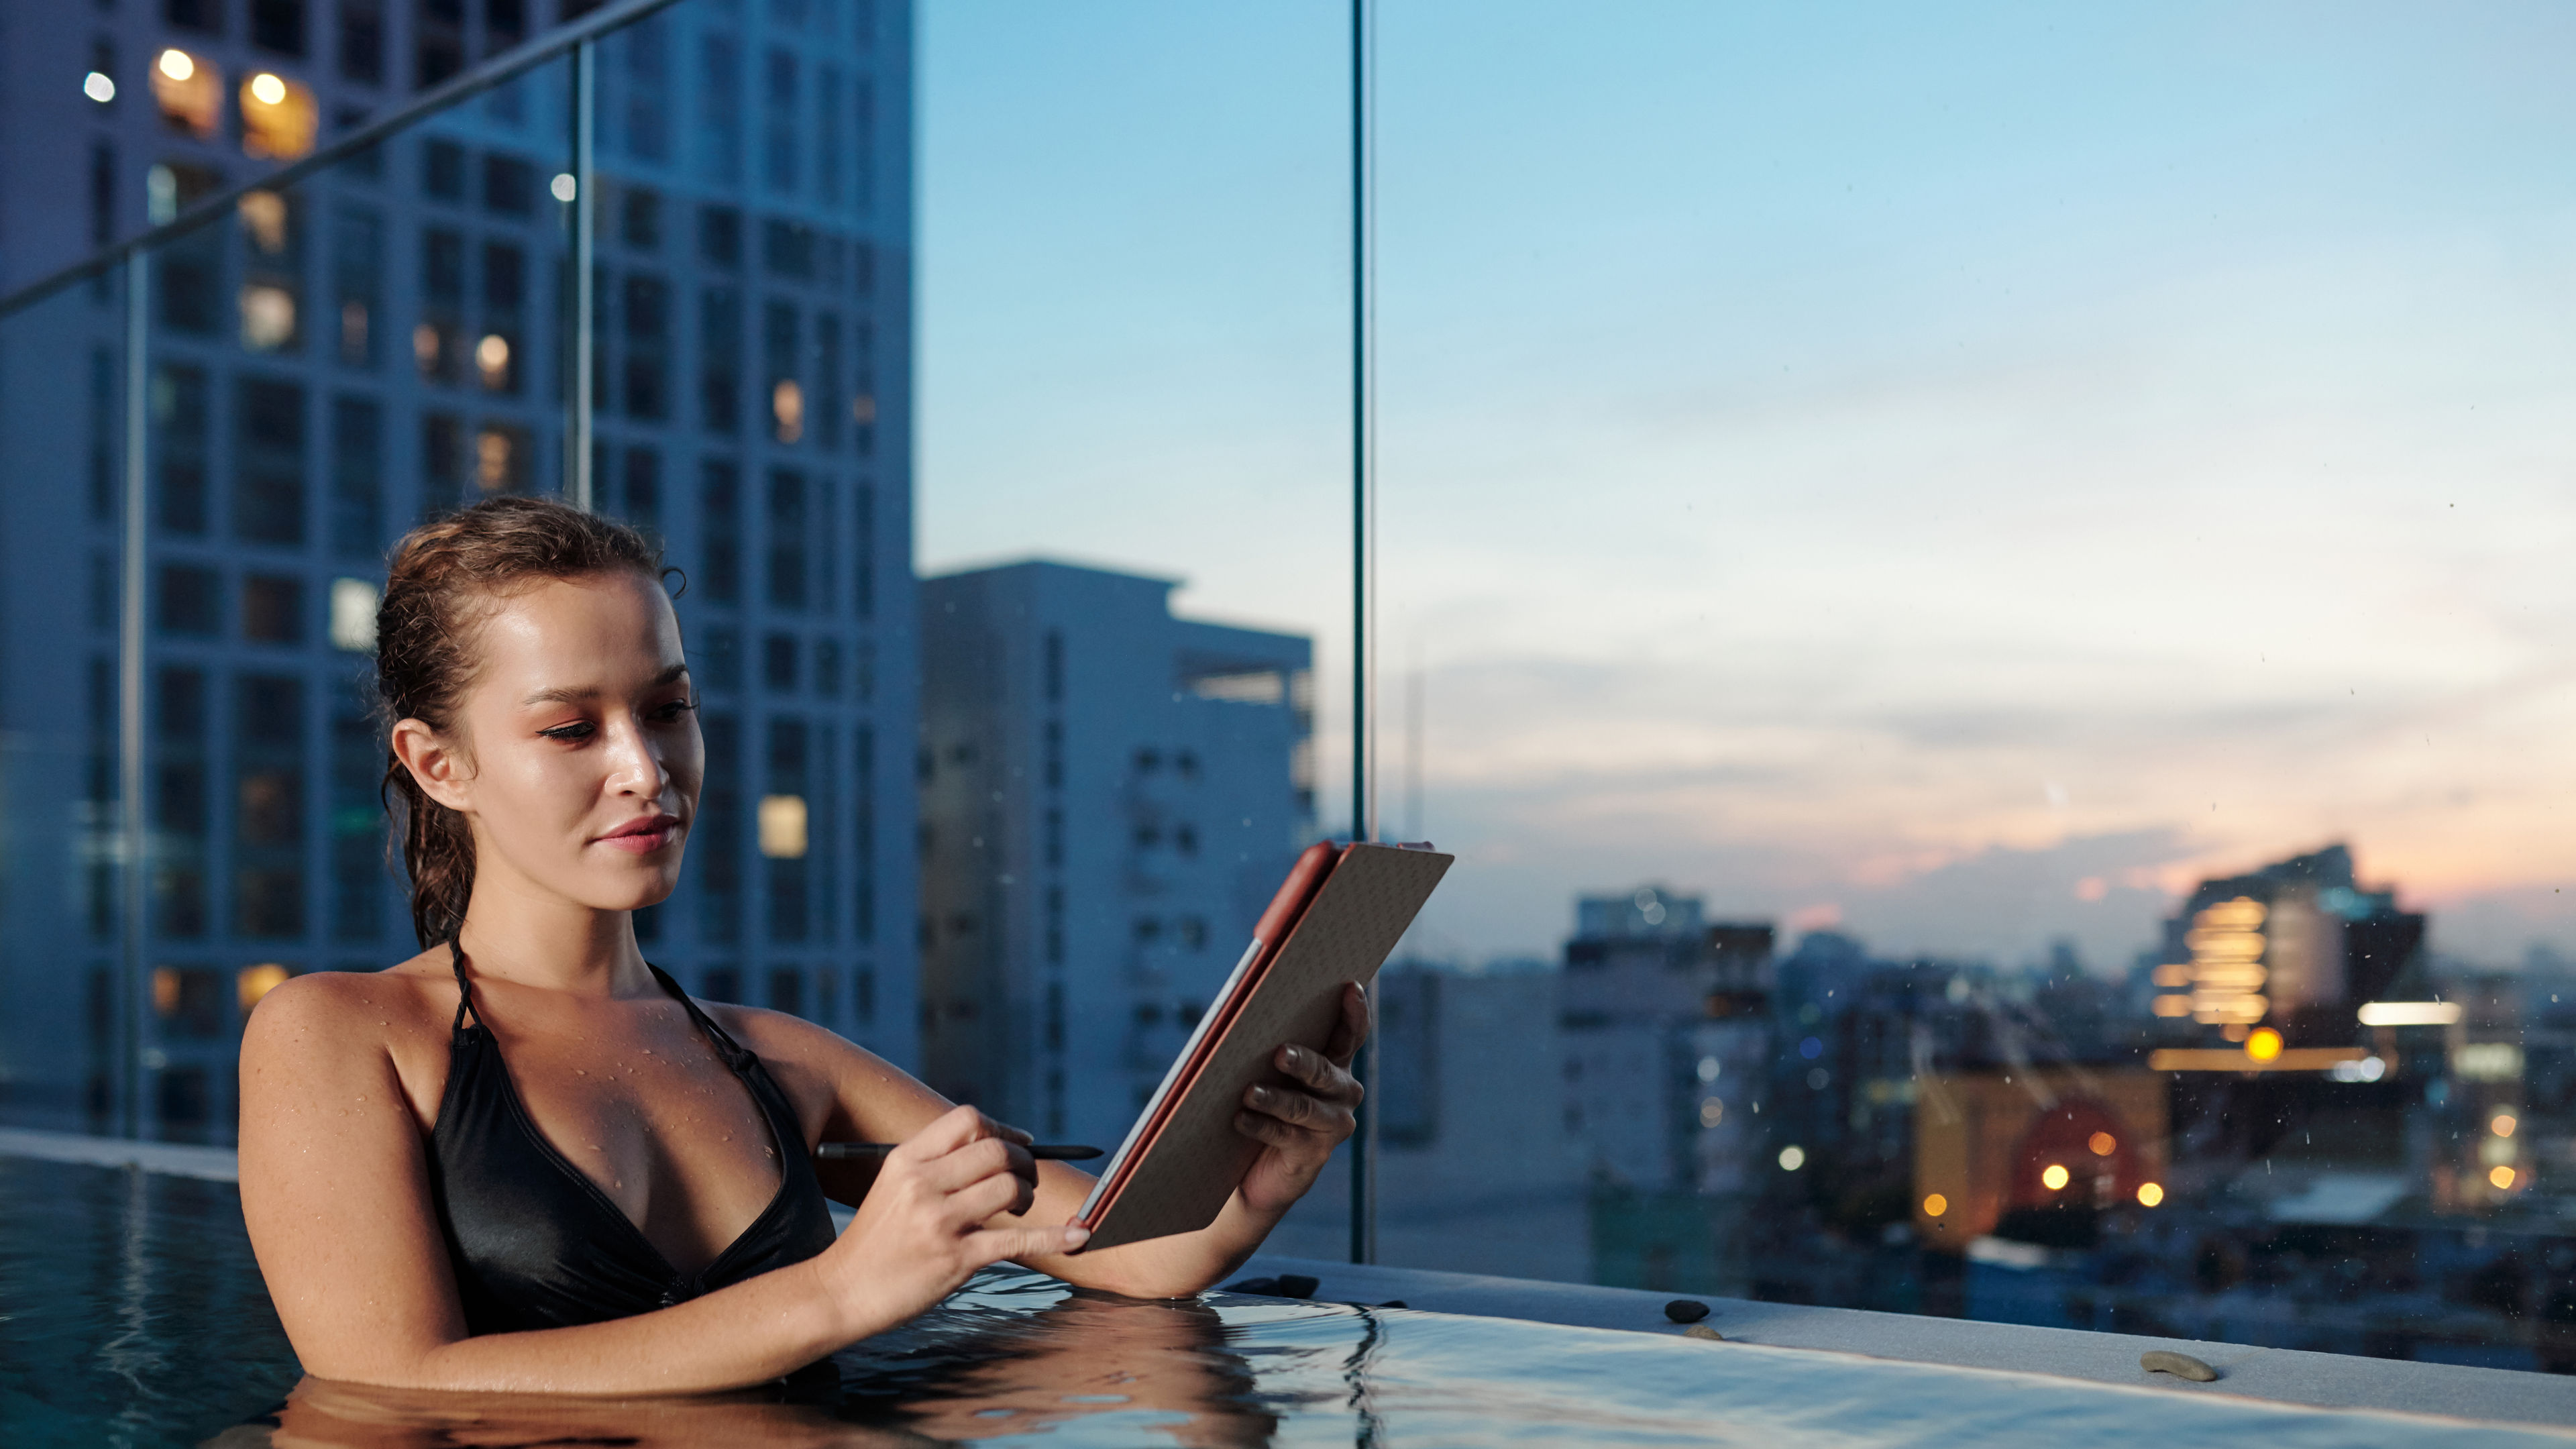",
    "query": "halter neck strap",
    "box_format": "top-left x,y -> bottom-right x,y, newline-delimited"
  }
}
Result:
447,935 -> 480,1035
